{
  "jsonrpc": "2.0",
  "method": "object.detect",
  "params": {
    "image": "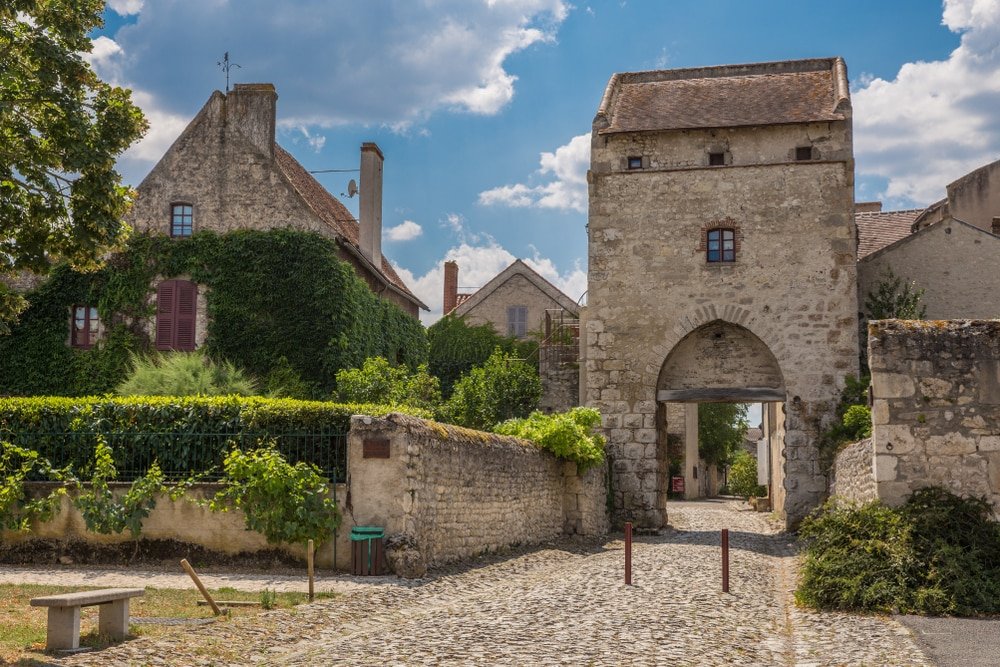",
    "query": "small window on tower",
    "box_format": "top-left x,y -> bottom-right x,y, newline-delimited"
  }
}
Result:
706,229 -> 735,263
795,146 -> 814,161
627,156 -> 643,170
708,152 -> 725,166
